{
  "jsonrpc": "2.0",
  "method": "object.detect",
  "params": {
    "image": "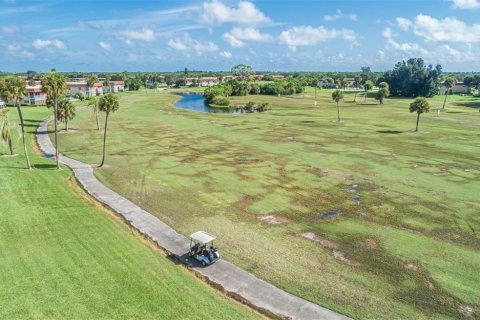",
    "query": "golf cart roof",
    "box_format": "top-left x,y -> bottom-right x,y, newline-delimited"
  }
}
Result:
190,231 -> 216,243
